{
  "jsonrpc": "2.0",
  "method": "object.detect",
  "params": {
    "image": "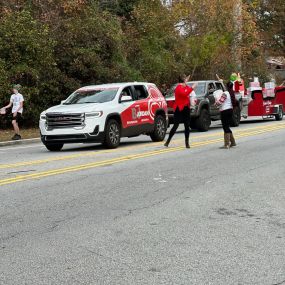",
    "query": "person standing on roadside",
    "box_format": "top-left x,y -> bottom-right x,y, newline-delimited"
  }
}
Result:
214,81 -> 237,149
1,84 -> 24,140
164,75 -> 196,149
